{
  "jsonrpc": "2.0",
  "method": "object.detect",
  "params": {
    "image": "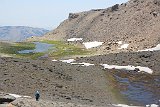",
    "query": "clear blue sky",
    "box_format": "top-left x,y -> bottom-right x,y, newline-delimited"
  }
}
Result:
0,0 -> 128,30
